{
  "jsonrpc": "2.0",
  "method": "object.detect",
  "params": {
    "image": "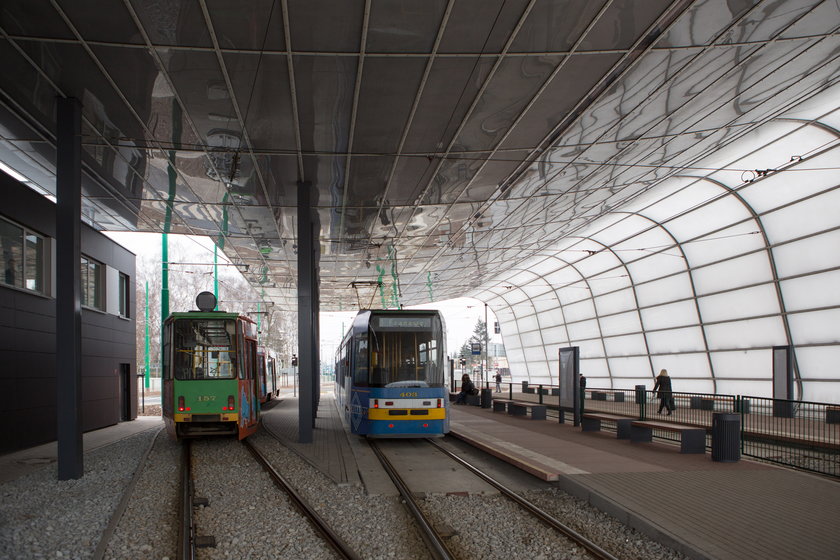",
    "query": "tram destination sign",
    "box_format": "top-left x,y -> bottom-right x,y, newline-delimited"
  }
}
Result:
375,316 -> 433,330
